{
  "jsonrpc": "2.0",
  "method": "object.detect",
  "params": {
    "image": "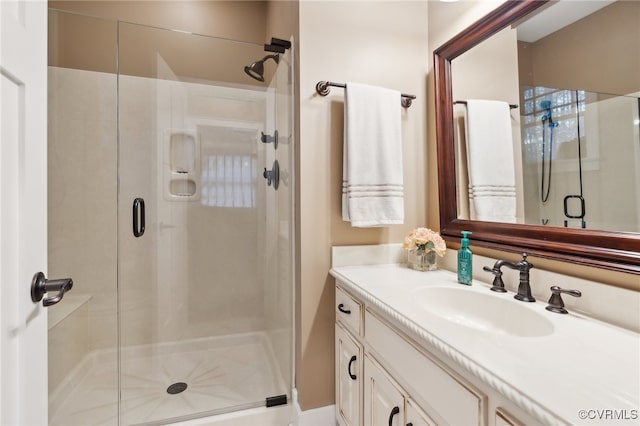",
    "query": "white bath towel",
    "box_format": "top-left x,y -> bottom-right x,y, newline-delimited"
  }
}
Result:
342,82 -> 404,227
464,99 -> 516,222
